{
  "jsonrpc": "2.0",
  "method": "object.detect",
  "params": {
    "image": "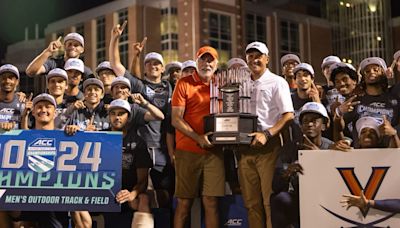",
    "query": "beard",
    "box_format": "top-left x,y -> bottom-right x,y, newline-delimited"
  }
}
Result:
365,73 -> 387,86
